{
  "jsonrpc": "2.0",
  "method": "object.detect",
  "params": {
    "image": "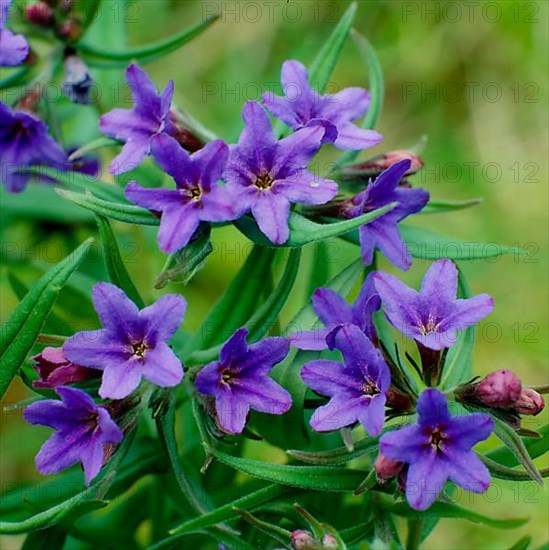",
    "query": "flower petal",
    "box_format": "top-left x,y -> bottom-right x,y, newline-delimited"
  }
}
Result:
240,336 -> 290,374
236,376 -> 292,415
200,185 -> 238,222
406,450 -> 448,510
319,88 -> 370,121
192,139 -> 229,188
125,181 -> 182,211
219,328 -> 249,365
250,192 -> 291,244
157,203 -> 201,253
215,386 -> 250,435
0,29 -> 29,67
301,359 -> 359,396
109,136 -> 151,175
332,124 -> 382,151
444,450 -> 491,494
359,393 -> 386,436
80,434 -> 105,485
141,342 -> 184,387
139,293 -> 187,344
92,282 -> 140,337
280,60 -> 316,119
126,64 -> 162,117
195,361 -> 222,396
151,133 -> 198,185
98,360 -> 143,399
420,259 -> 458,310
261,91 -> 302,129
274,170 -> 338,205
441,294 -> 494,332
380,425 -> 429,463
309,397 -> 361,432
417,388 -> 450,426
288,328 -> 331,350
445,413 -> 494,449
63,330 -> 129,370
364,220 -> 412,271
312,288 -> 354,326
